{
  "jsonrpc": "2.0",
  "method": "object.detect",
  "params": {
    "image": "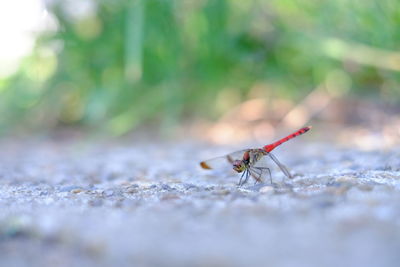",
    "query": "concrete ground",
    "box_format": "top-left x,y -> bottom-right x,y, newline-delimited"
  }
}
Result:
0,138 -> 399,267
